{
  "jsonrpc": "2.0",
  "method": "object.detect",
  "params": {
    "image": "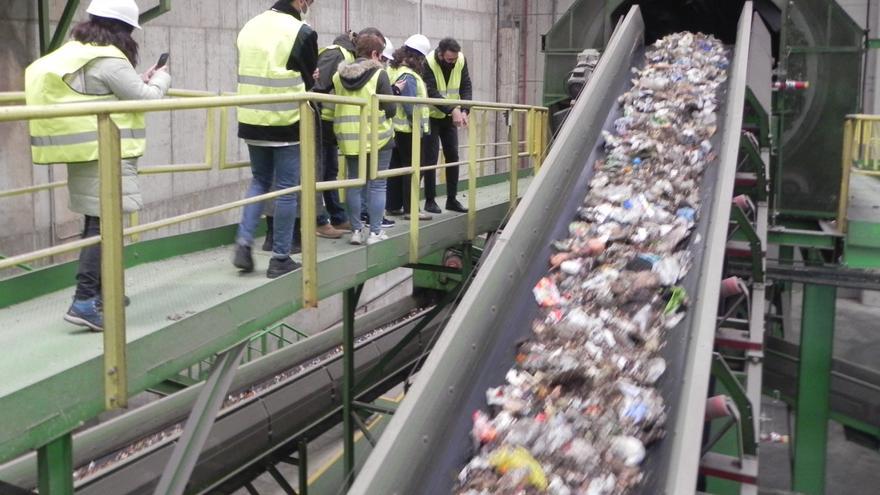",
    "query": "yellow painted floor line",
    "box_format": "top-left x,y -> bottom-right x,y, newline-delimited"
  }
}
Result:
307,393 -> 405,485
